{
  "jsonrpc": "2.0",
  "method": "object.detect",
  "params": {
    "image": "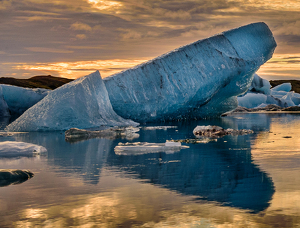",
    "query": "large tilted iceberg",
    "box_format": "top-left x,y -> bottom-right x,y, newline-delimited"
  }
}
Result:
0,84 -> 49,117
104,22 -> 277,122
238,74 -> 300,108
6,71 -> 138,131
